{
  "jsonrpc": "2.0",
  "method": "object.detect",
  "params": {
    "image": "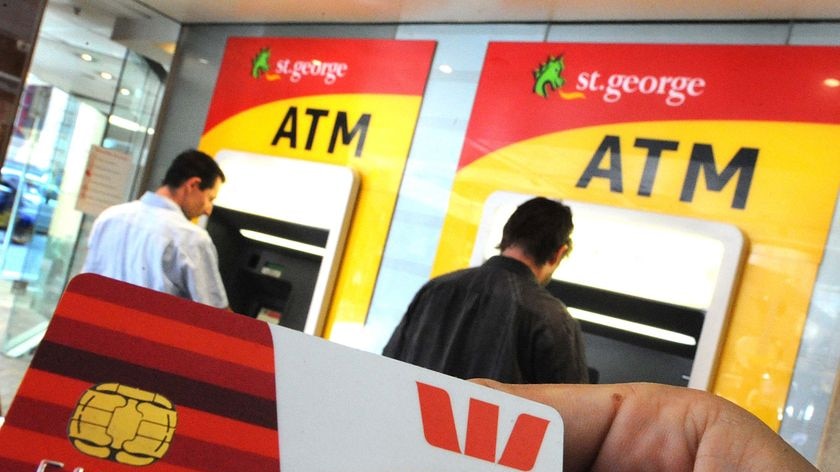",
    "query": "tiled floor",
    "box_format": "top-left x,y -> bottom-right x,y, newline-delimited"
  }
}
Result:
0,280 -> 34,417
